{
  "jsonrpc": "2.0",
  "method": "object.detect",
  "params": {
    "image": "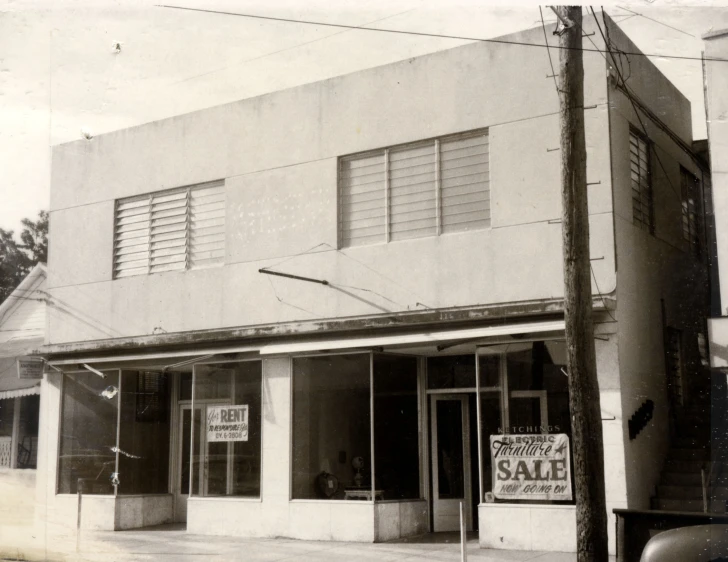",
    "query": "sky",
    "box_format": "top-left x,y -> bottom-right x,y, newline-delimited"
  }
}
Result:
1,0 -> 727,234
